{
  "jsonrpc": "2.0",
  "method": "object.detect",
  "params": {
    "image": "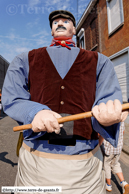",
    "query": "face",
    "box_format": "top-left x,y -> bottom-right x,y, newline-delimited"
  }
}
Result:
51,18 -> 76,38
